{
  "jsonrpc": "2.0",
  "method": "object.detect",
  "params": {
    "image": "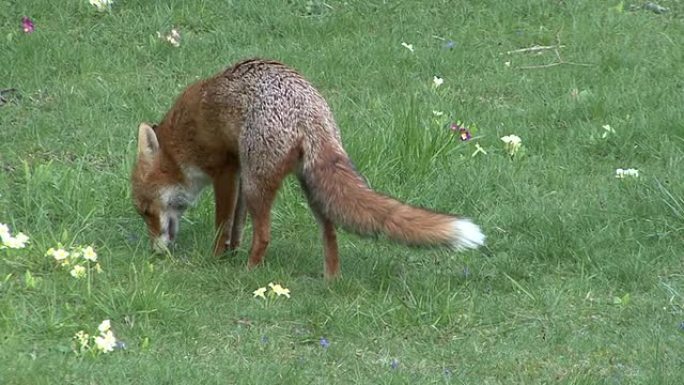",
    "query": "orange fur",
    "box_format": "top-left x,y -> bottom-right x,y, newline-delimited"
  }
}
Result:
131,58 -> 485,278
